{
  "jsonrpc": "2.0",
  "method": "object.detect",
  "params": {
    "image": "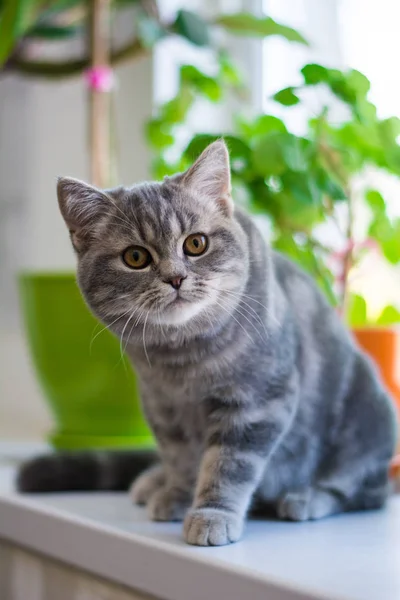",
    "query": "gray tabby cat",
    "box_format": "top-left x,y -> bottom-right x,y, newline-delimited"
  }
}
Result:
18,140 -> 397,546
